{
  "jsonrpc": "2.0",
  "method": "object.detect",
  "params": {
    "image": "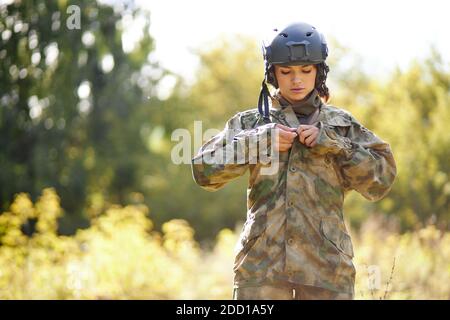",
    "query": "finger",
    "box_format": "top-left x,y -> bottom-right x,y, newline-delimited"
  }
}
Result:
279,145 -> 292,152
275,137 -> 292,146
276,124 -> 297,132
278,129 -> 294,139
305,131 -> 318,147
297,125 -> 314,135
279,141 -> 293,147
277,141 -> 293,148
299,131 -> 311,144
277,142 -> 292,152
276,145 -> 287,152
300,128 -> 317,144
300,131 -> 314,144
282,135 -> 297,145
278,130 -> 297,142
301,127 -> 317,137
